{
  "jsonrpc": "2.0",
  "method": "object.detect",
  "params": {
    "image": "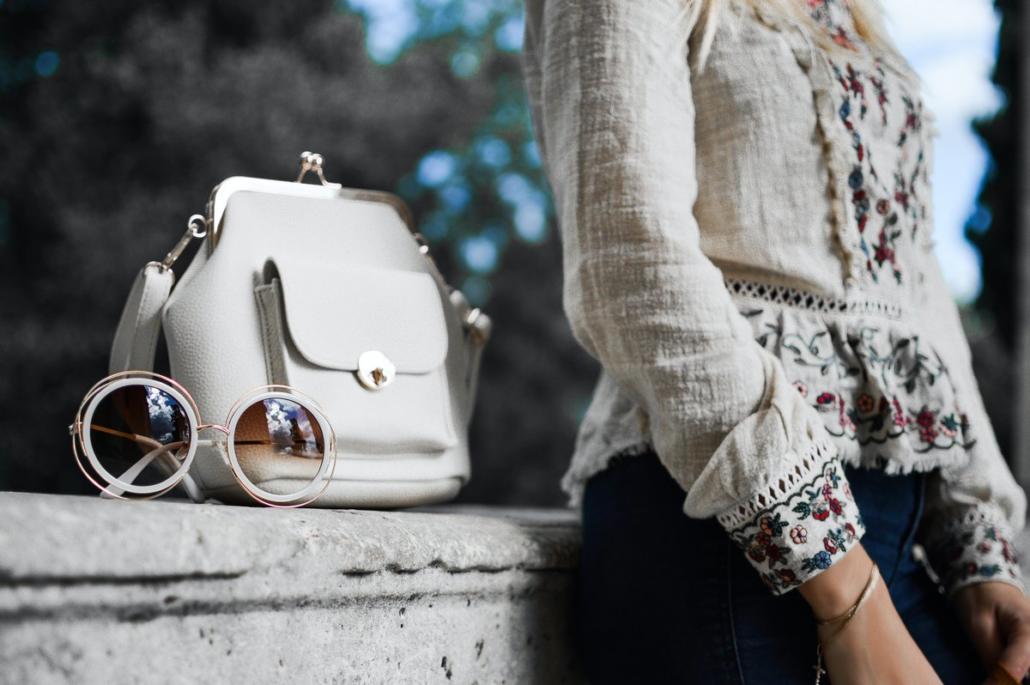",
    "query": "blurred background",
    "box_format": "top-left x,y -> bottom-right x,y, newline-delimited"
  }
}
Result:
0,0 -> 1026,506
